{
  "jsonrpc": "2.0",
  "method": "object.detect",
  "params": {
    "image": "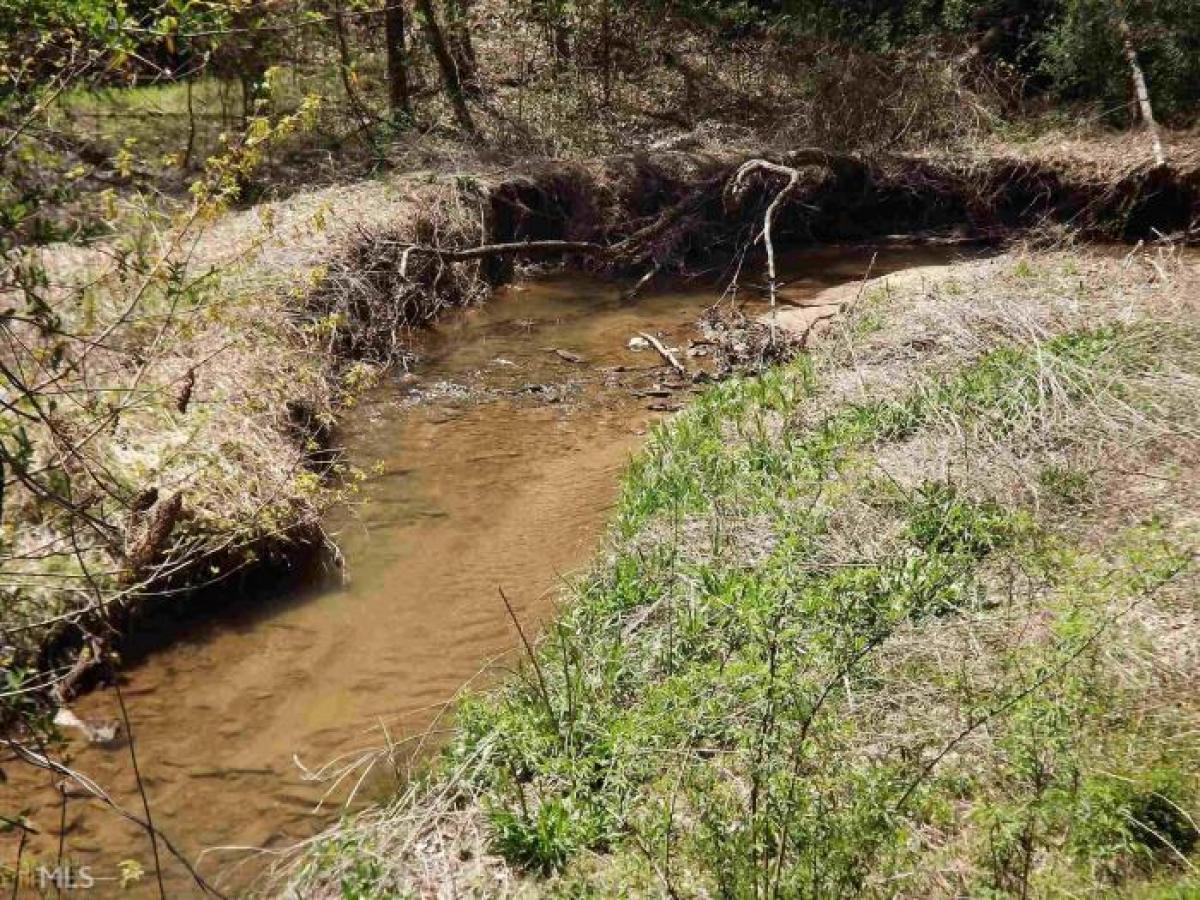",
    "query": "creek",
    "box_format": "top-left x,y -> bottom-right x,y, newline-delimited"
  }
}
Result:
4,245 -> 964,896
